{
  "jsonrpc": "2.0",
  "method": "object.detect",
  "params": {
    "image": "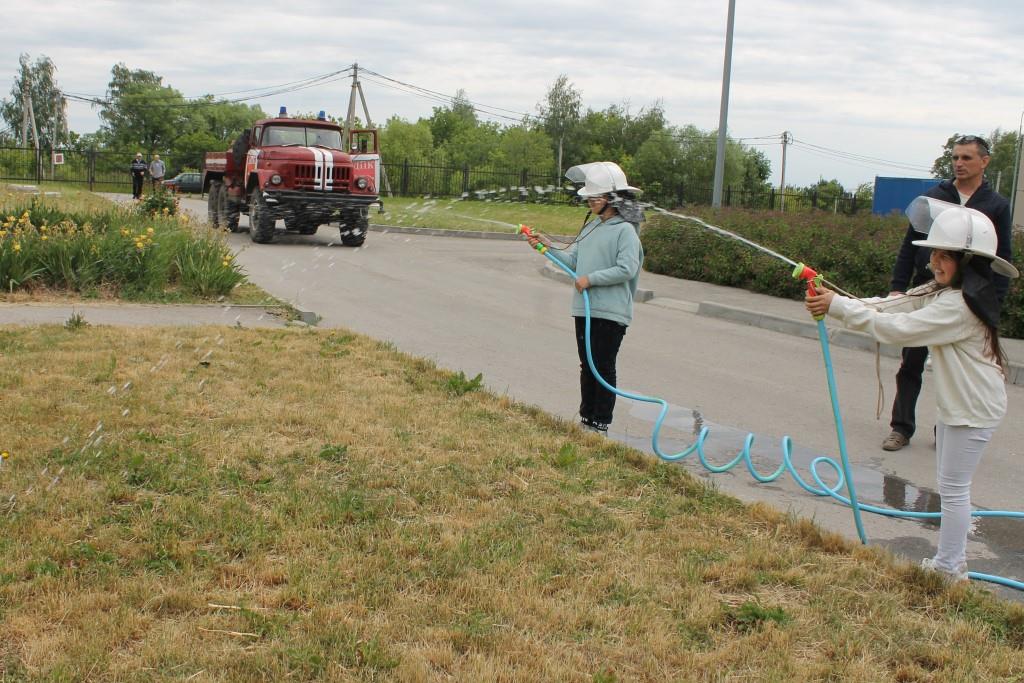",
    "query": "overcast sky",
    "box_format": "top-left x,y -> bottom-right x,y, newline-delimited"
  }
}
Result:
4,0 -> 1023,190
